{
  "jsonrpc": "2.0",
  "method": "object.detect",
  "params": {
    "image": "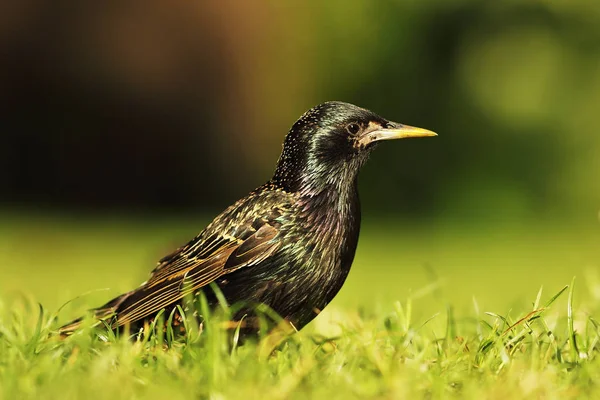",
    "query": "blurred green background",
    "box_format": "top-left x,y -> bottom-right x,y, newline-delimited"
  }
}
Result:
1,1 -> 599,325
